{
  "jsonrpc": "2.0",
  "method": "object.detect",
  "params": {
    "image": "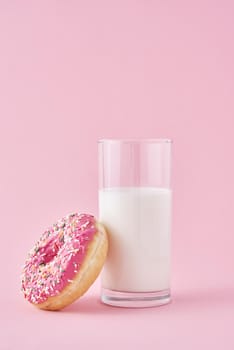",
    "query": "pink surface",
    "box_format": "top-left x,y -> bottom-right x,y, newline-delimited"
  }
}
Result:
0,0 -> 234,348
